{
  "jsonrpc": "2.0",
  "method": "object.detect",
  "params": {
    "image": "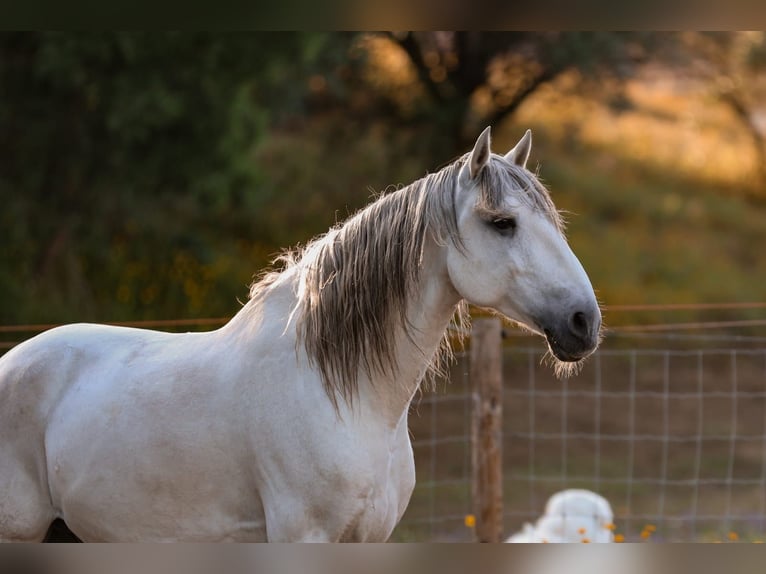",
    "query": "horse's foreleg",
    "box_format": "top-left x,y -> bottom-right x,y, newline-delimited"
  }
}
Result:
263,504 -> 342,542
265,523 -> 334,542
263,499 -> 371,542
